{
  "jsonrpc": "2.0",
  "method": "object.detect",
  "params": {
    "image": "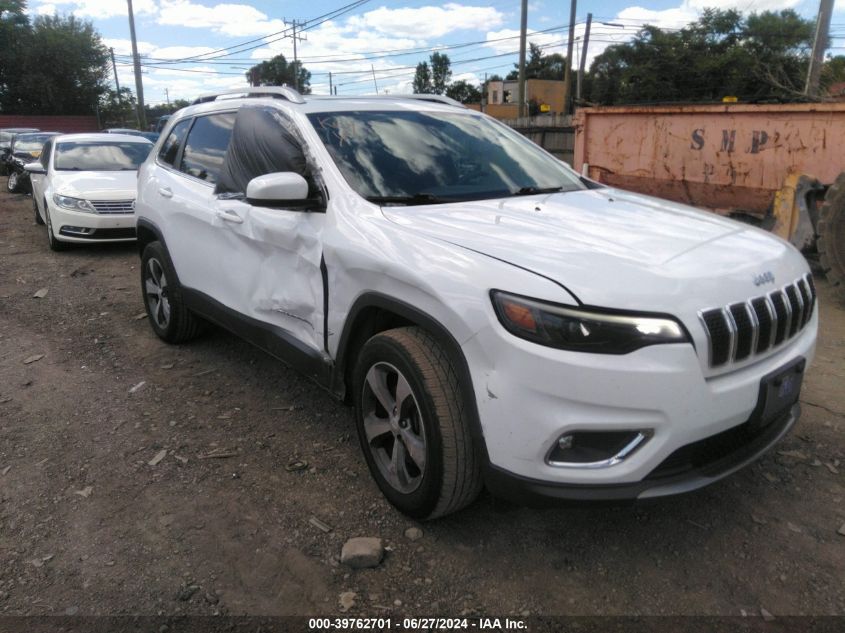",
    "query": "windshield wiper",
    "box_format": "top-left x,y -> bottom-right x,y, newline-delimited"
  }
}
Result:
365,193 -> 455,206
512,186 -> 564,196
